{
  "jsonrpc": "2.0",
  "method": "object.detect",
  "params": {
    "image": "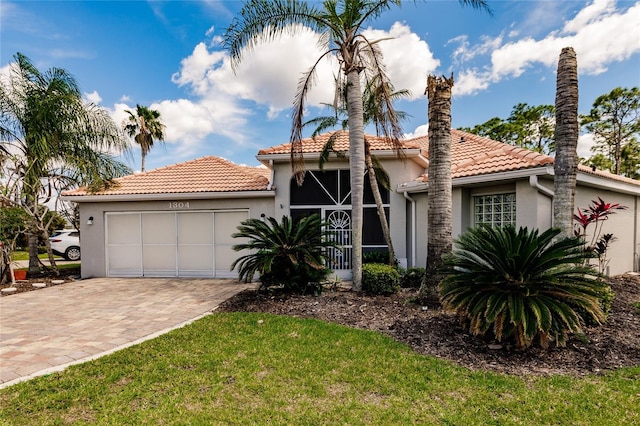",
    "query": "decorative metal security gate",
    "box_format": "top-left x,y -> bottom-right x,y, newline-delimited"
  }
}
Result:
326,210 -> 352,270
